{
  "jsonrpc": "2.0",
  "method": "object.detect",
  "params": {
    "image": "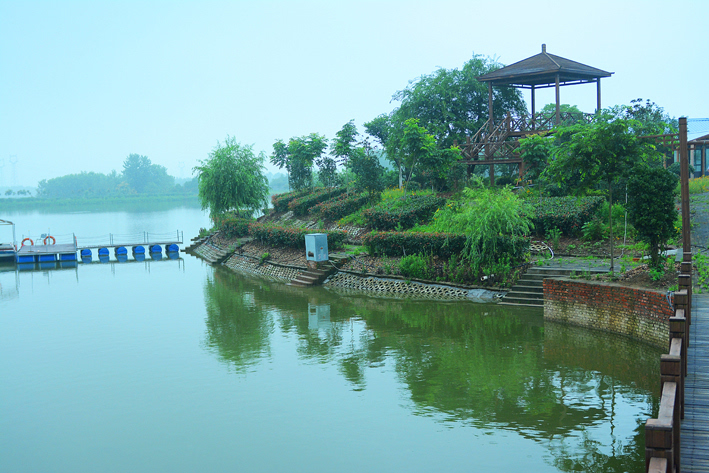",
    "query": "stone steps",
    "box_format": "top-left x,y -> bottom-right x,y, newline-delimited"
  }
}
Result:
500,266 -> 608,308
290,266 -> 335,287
